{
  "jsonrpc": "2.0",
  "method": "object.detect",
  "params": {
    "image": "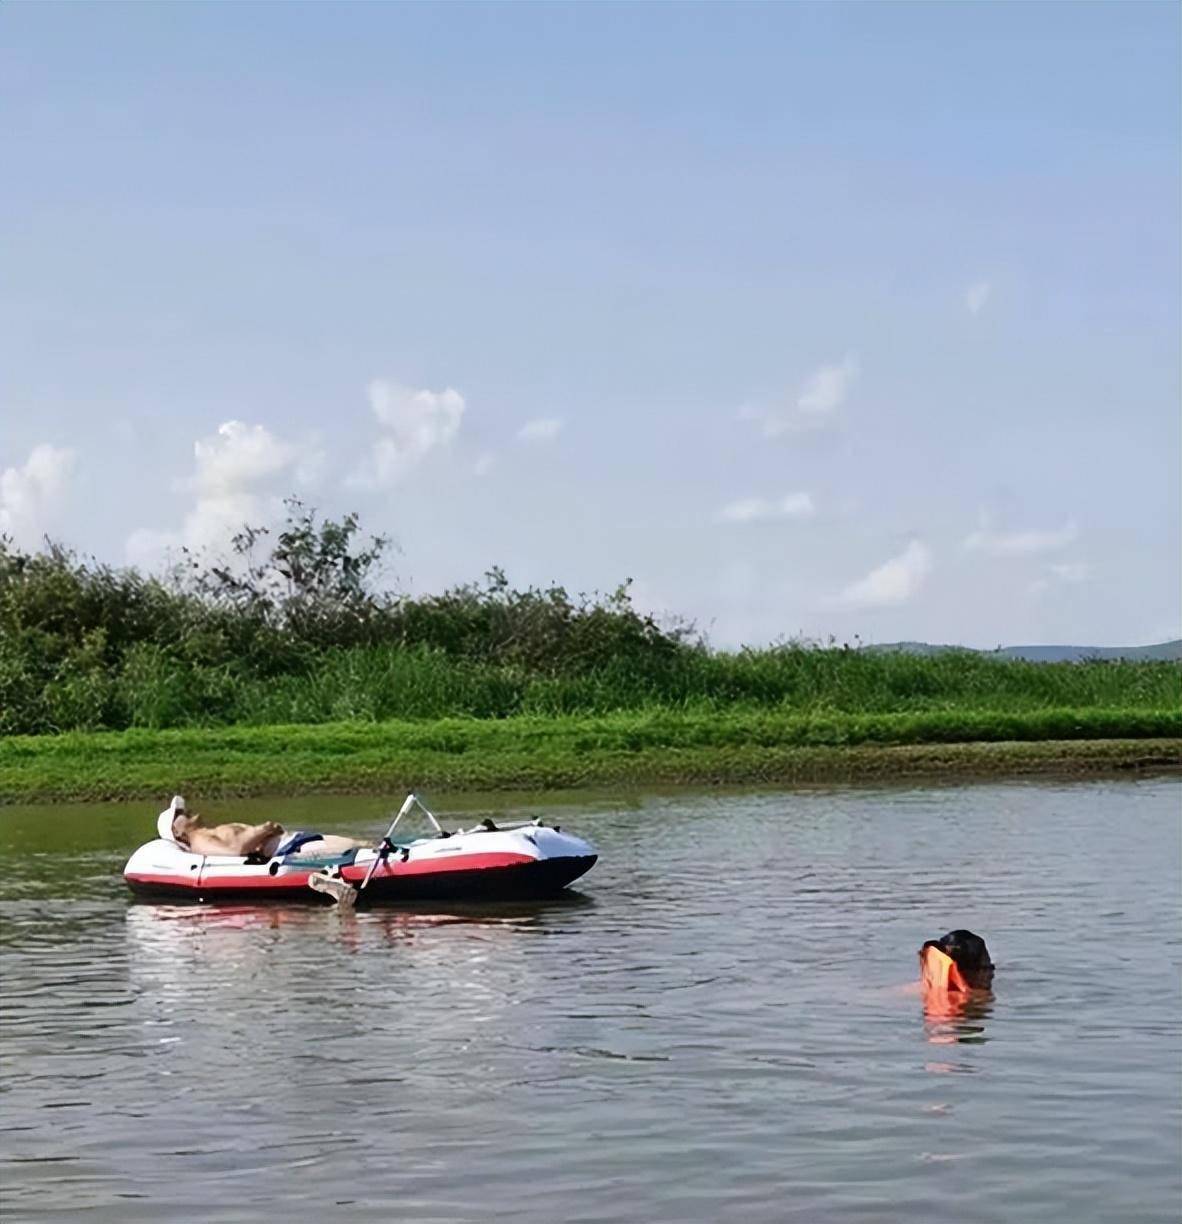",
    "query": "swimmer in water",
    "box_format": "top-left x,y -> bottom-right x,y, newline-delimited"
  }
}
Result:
919,929 -> 995,992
